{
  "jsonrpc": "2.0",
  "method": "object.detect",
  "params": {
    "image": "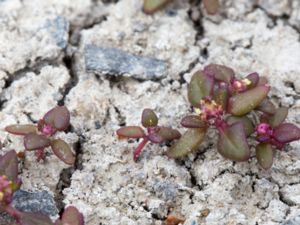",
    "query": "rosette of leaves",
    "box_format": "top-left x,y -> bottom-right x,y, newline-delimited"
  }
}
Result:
5,106 -> 75,165
116,109 -> 181,161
